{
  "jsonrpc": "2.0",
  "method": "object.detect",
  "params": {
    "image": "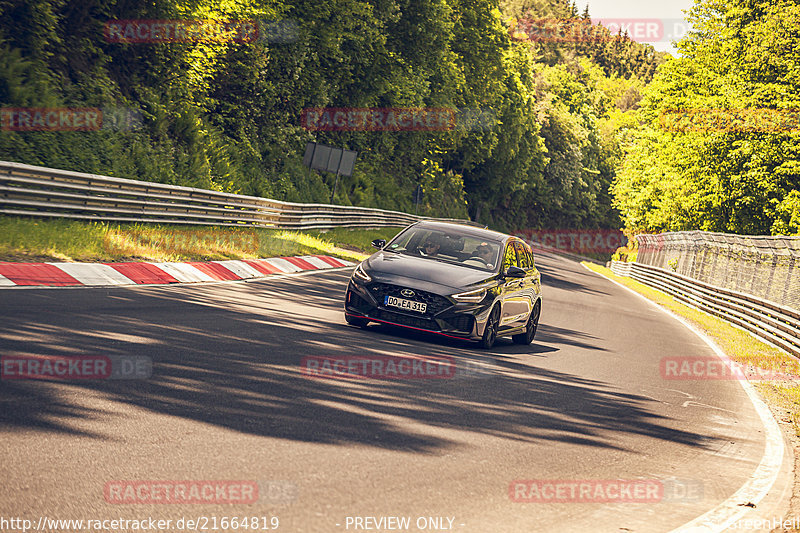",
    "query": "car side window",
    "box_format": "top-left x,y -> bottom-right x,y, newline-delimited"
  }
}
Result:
502,243 -> 518,272
522,242 -> 535,269
514,242 -> 530,270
